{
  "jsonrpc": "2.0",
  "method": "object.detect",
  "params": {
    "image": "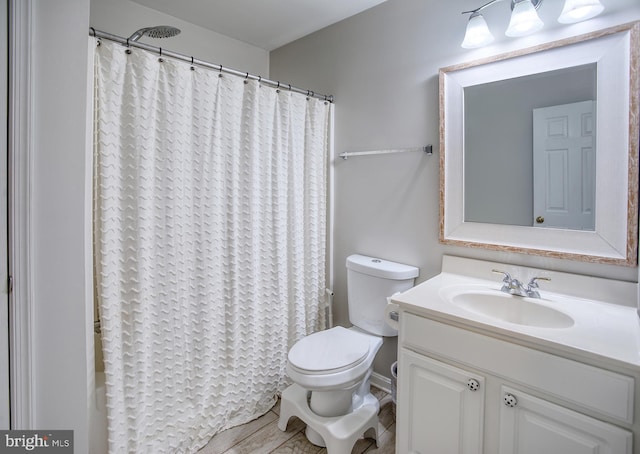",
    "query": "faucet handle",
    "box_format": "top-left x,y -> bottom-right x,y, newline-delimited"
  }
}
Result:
492,269 -> 512,282
526,276 -> 551,298
527,276 -> 551,288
